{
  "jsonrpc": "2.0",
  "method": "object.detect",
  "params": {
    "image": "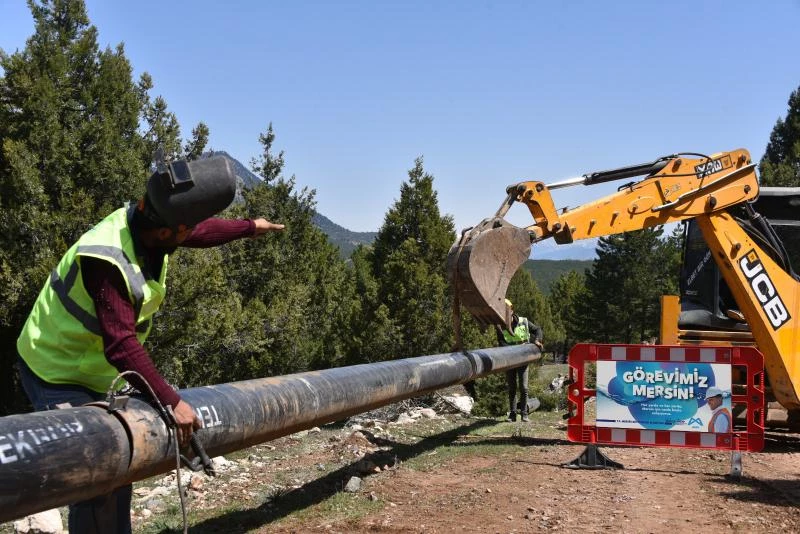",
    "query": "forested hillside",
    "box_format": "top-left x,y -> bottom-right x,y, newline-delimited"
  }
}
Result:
312,213 -> 377,258
522,259 -> 593,294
